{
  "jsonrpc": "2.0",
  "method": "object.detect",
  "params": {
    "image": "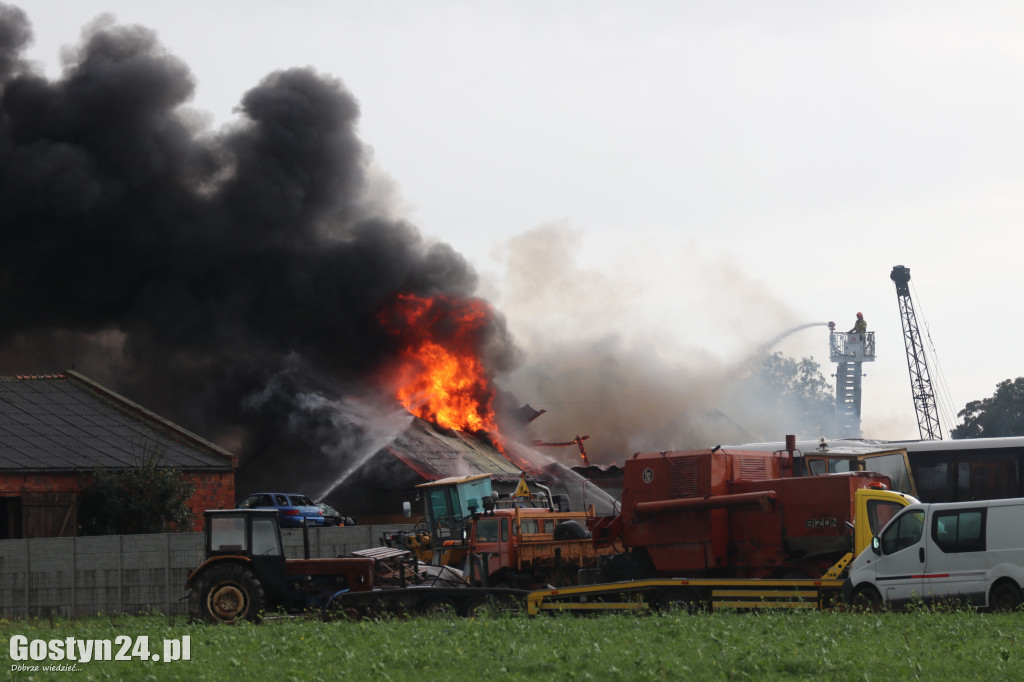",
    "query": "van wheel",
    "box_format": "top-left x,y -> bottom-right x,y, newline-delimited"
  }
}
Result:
990,581 -> 1021,612
850,585 -> 883,613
